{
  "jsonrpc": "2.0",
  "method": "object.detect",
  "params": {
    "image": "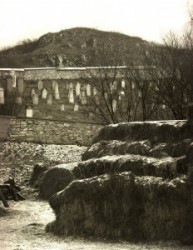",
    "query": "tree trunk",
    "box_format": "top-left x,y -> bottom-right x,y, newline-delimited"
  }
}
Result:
188,102 -> 193,122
